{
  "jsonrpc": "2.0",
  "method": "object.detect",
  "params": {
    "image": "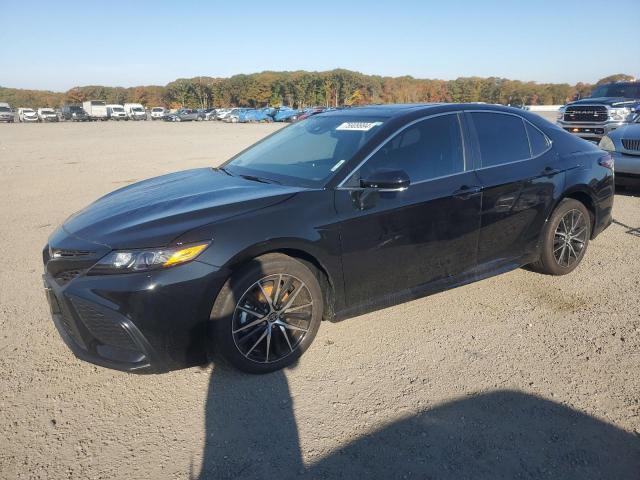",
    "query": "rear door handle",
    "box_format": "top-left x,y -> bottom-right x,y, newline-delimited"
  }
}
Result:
453,185 -> 482,199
